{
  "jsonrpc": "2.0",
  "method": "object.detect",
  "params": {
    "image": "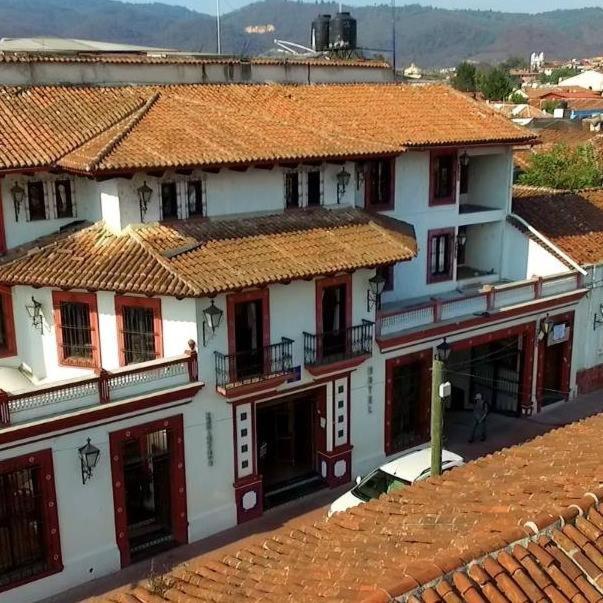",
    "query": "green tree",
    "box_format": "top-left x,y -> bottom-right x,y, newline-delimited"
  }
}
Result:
509,91 -> 527,104
541,99 -> 562,114
518,143 -> 602,190
501,56 -> 528,71
452,62 -> 477,93
478,67 -> 514,101
539,67 -> 578,85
